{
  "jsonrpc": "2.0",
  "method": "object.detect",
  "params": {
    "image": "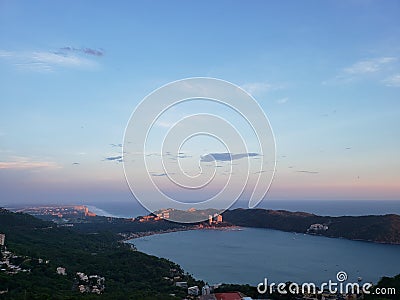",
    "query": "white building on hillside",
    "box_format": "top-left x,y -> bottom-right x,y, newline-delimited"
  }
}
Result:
0,234 -> 5,246
56,267 -> 66,275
